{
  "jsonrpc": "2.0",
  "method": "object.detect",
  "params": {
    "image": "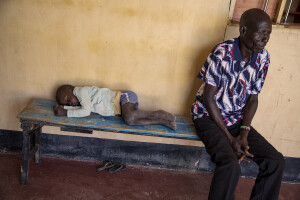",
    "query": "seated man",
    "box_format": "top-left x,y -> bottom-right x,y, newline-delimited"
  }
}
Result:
53,85 -> 176,130
191,8 -> 284,200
